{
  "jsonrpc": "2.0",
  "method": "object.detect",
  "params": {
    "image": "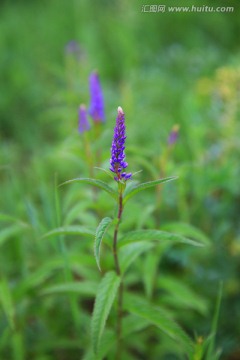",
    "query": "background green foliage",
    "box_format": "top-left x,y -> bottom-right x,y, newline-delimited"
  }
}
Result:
0,0 -> 239,359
